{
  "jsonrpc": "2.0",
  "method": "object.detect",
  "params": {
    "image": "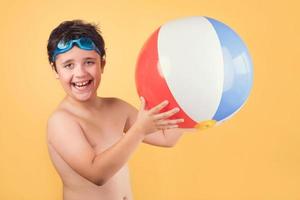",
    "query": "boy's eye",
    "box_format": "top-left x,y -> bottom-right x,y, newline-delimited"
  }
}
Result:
85,61 -> 95,65
64,63 -> 74,69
